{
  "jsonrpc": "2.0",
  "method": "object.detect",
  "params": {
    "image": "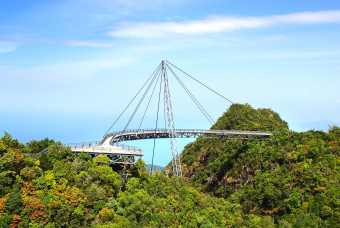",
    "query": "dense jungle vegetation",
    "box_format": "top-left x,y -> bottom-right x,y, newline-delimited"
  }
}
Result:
0,103 -> 339,227
177,104 -> 339,227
